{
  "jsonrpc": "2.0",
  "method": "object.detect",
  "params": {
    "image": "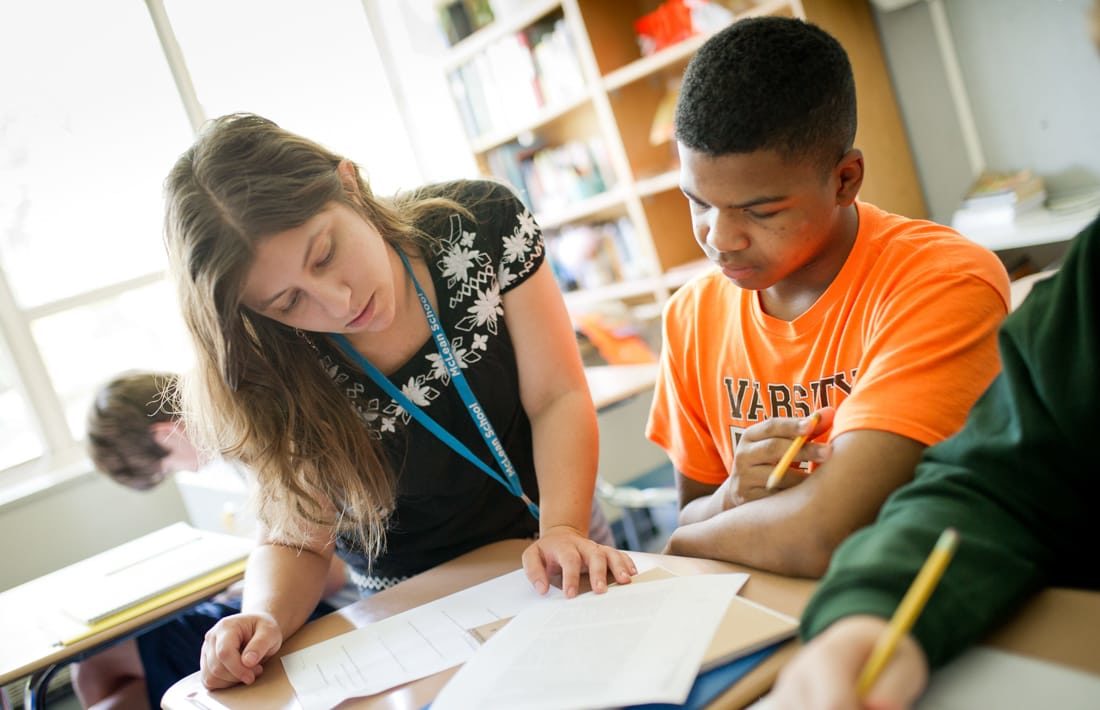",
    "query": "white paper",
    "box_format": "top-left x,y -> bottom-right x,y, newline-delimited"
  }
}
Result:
917,647 -> 1100,709
432,573 -> 749,710
282,553 -> 659,709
